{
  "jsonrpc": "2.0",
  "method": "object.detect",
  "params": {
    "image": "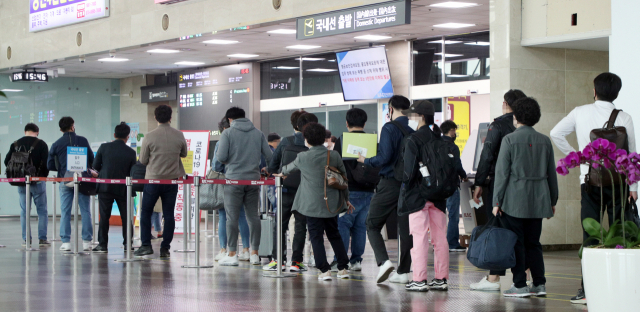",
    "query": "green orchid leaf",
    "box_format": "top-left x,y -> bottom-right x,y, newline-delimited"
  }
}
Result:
583,218 -> 602,238
624,221 -> 639,237
604,236 -> 625,248
606,224 -> 623,242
